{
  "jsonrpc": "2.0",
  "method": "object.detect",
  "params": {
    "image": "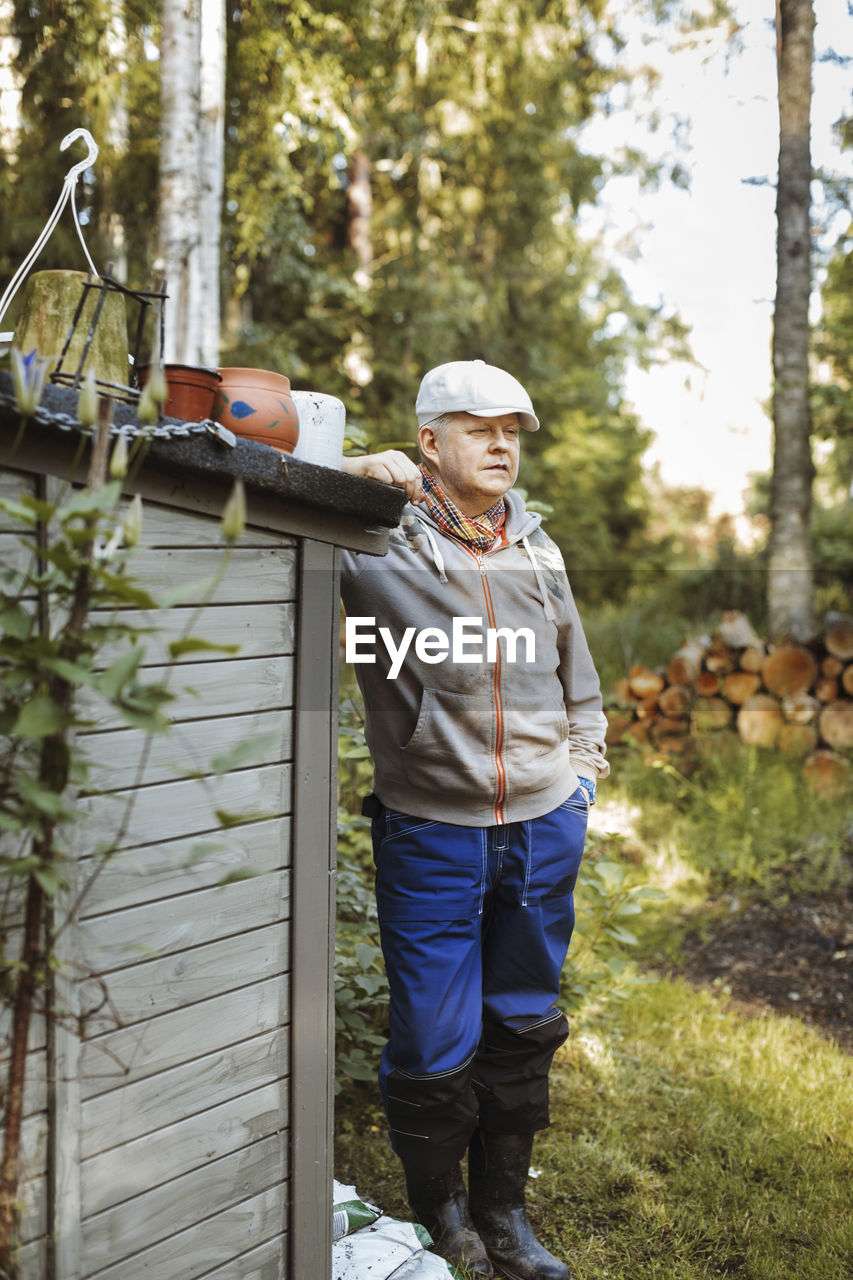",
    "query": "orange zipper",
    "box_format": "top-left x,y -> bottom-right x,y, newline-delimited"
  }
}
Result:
466,546 -> 506,824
